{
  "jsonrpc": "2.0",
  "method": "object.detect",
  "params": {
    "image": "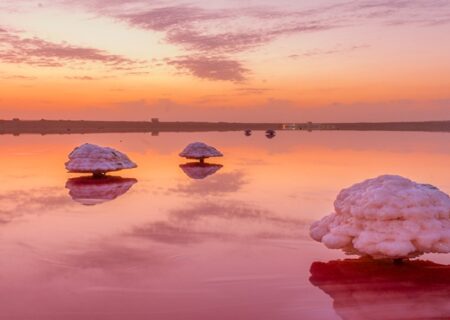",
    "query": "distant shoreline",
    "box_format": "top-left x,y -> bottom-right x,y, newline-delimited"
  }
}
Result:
0,119 -> 449,135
